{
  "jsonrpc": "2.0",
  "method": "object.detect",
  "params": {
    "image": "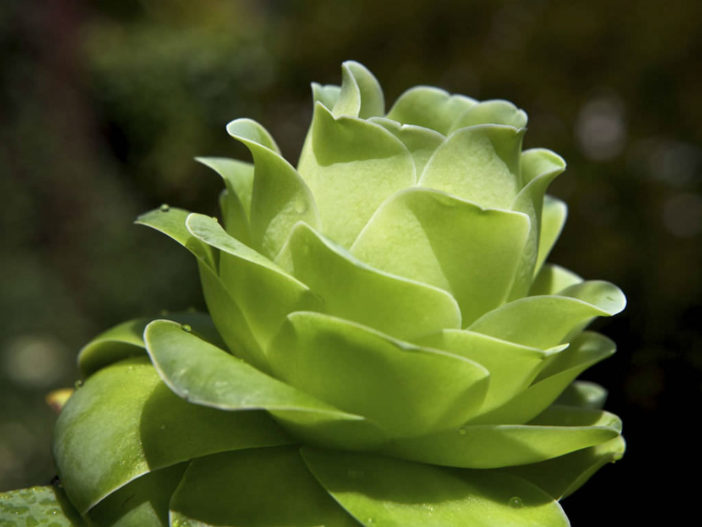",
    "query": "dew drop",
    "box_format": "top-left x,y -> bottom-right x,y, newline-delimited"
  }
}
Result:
181,324 -> 192,333
74,379 -> 83,389
509,496 -> 523,508
160,204 -> 170,212
293,199 -> 307,214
